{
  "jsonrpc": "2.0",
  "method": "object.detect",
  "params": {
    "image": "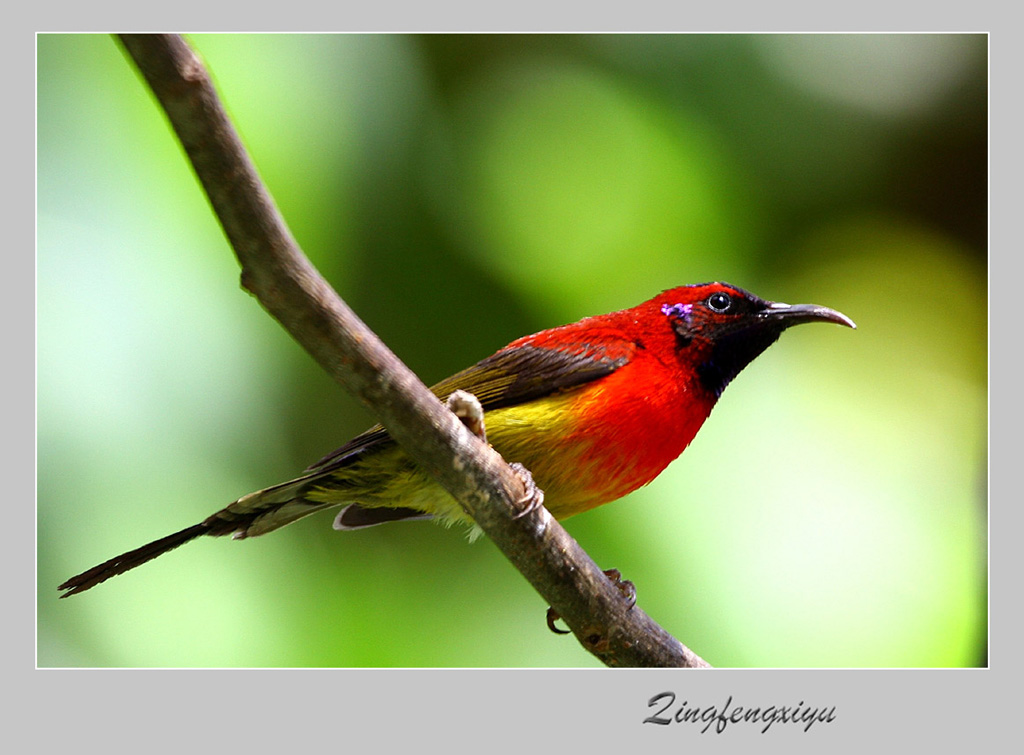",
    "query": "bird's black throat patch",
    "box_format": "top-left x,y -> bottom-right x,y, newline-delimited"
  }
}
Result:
697,325 -> 784,399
